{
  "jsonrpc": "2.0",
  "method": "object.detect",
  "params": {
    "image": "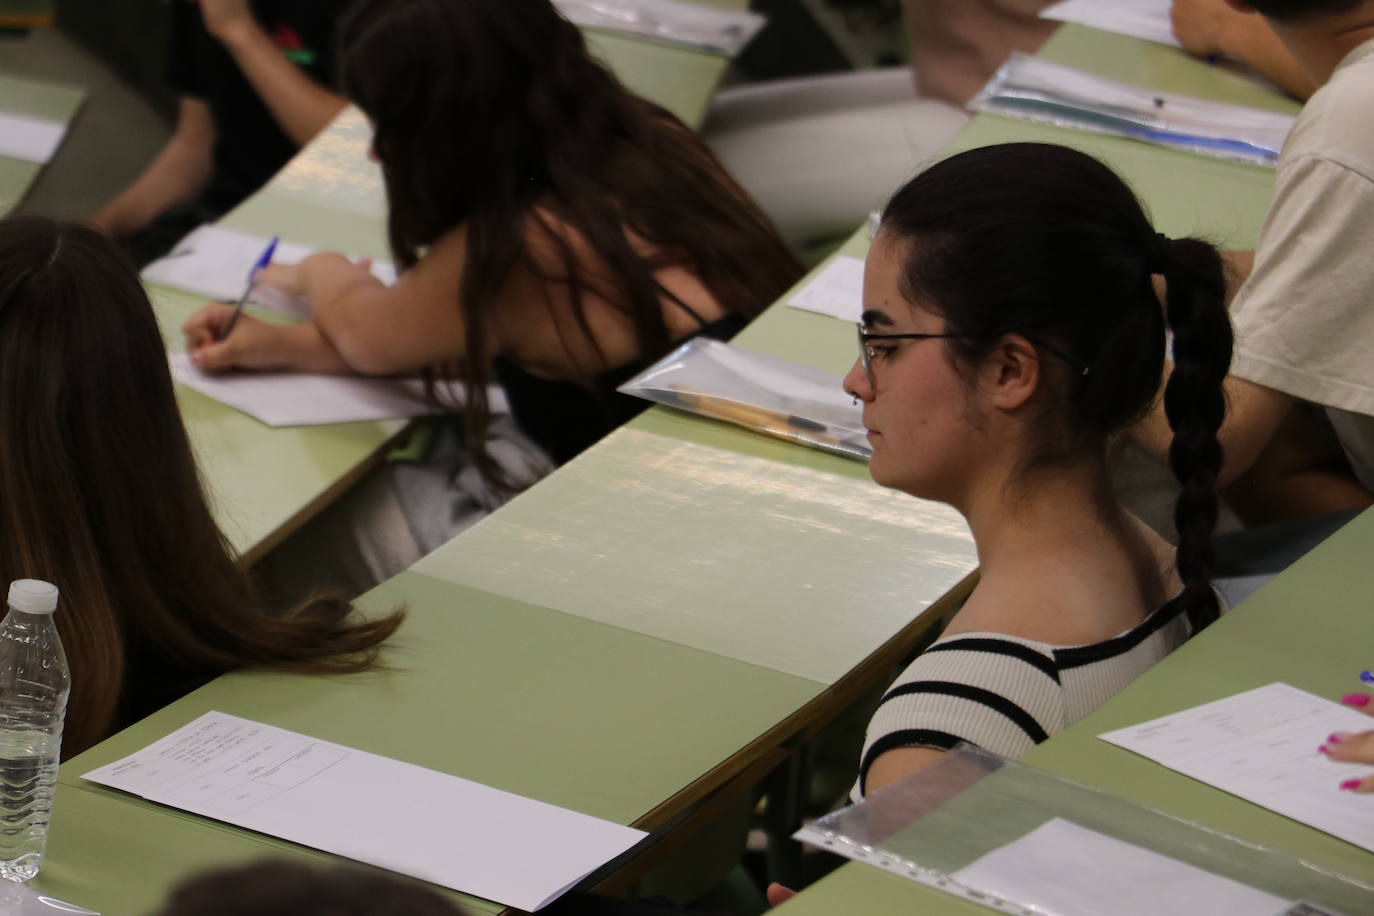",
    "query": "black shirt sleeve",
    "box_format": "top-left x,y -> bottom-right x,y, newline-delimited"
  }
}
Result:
165,0 -> 208,99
